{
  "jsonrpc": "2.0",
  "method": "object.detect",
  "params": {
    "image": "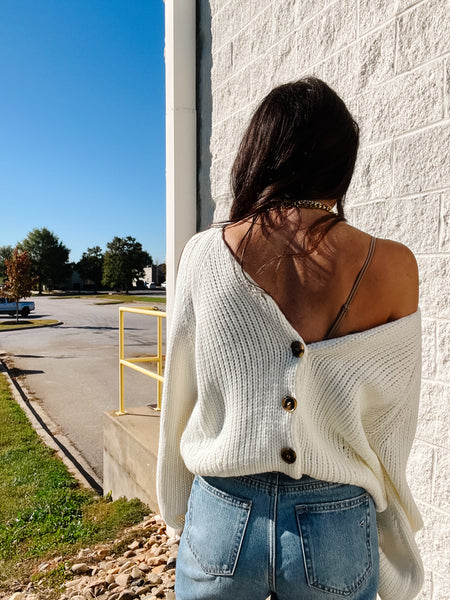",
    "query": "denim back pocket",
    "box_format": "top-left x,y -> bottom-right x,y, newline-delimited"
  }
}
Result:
185,476 -> 252,576
295,492 -> 374,596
